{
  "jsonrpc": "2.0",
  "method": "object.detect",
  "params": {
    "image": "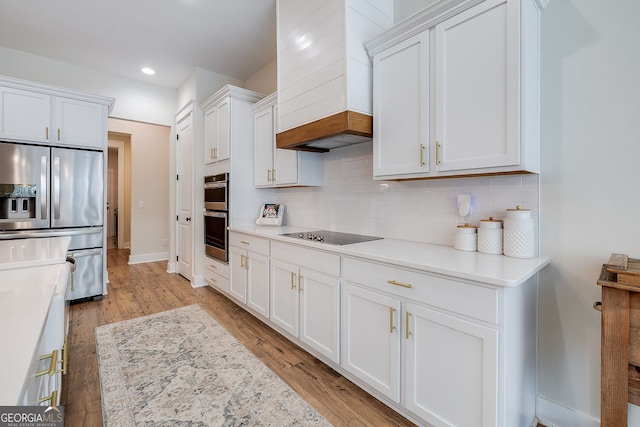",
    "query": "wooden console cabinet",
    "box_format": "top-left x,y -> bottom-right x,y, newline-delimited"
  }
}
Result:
597,253 -> 640,426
